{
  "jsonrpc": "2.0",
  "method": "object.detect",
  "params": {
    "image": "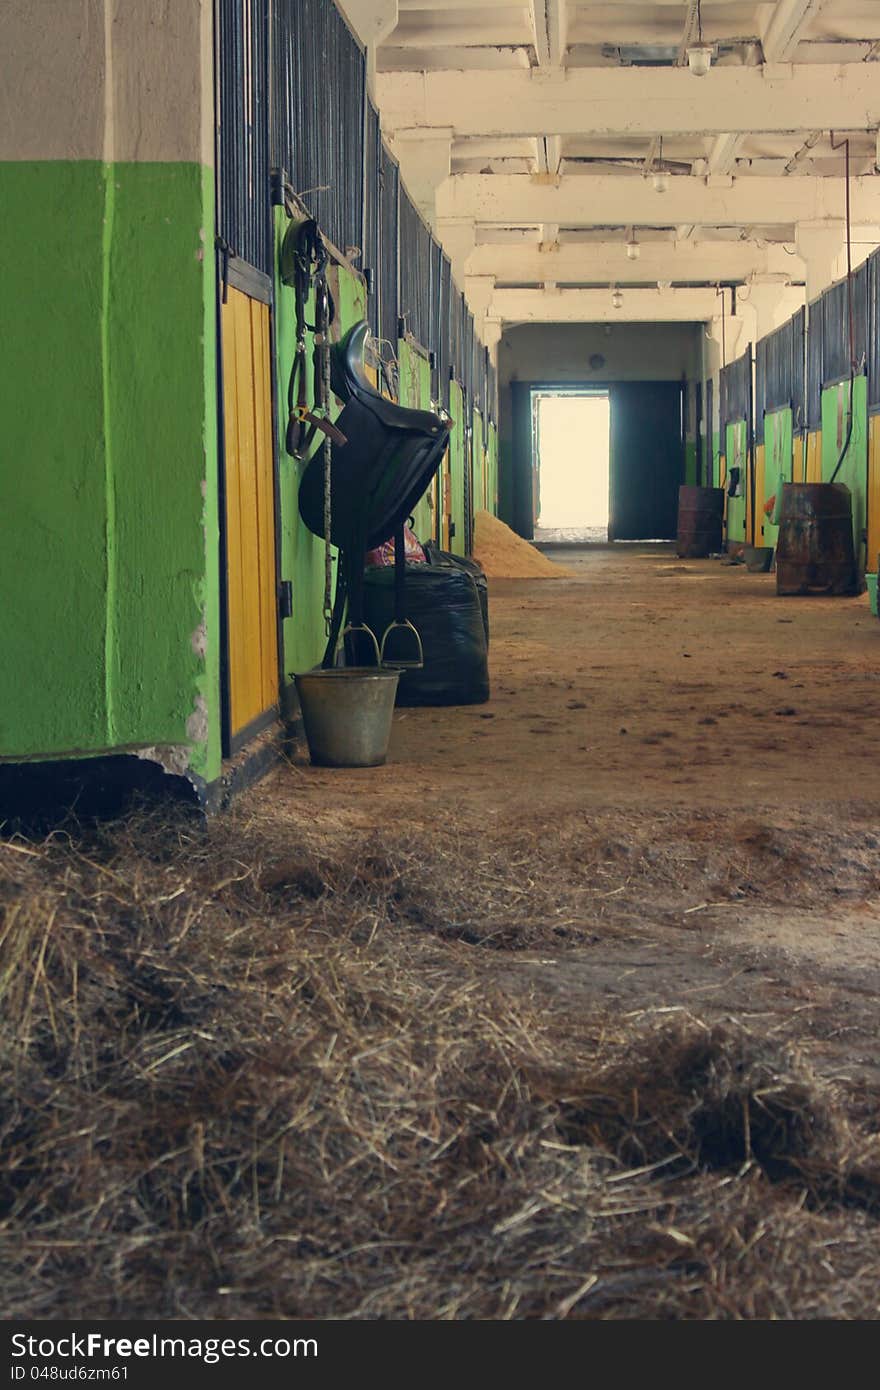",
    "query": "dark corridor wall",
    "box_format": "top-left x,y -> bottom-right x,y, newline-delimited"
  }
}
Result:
609,383 -> 684,540
507,381 -> 684,541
